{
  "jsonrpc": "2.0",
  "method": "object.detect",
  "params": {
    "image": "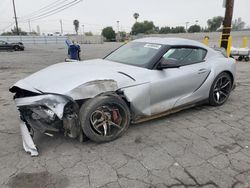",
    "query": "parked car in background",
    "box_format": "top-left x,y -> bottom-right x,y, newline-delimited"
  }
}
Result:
0,40 -> 24,51
54,32 -> 63,36
47,32 -> 63,36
